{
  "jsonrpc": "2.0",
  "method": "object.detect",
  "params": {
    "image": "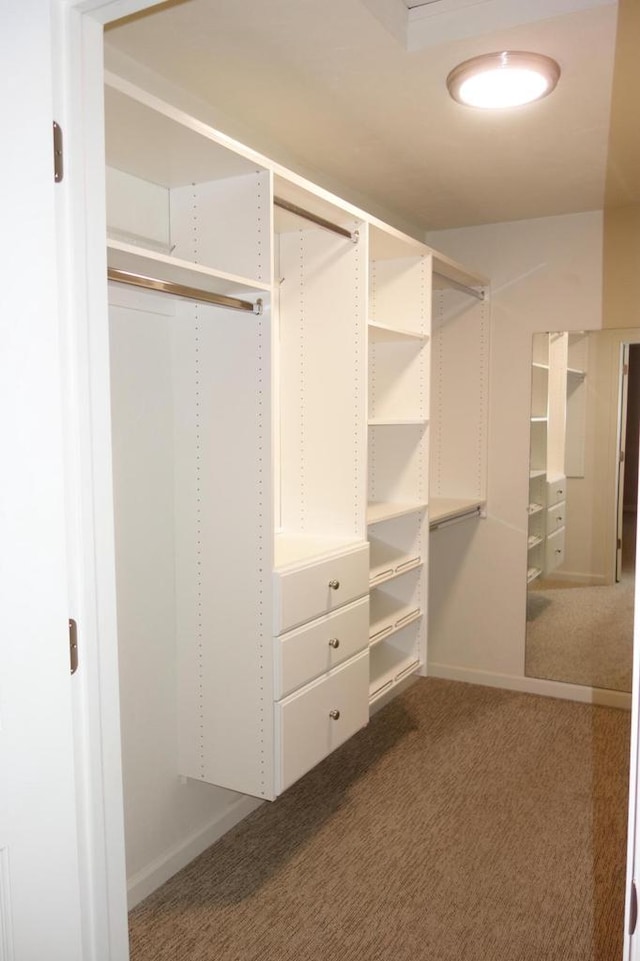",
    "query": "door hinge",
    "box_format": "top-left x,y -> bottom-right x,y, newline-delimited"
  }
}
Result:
618,537 -> 623,550
630,879 -> 638,936
620,449 -> 626,463
53,121 -> 63,183
69,618 -> 78,675
624,363 -> 630,377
